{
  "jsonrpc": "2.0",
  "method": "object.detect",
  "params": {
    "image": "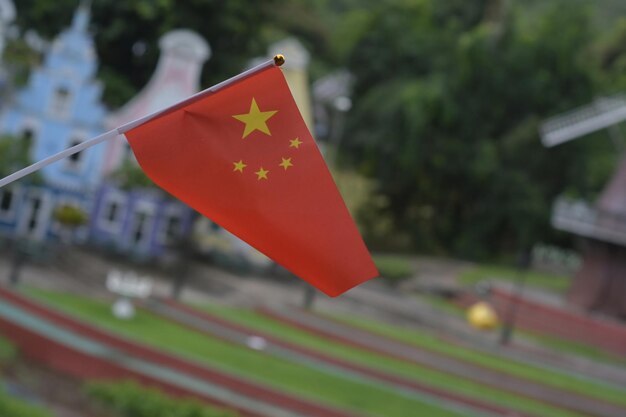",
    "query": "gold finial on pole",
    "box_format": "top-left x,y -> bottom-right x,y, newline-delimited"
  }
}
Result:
274,54 -> 285,66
